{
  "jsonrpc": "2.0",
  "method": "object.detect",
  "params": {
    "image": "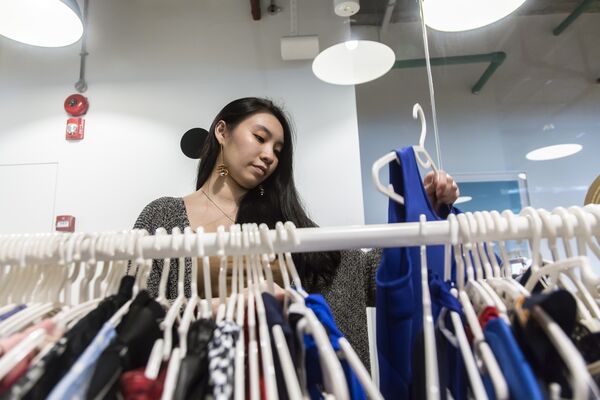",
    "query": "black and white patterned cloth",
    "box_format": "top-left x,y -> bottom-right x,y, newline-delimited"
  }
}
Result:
207,320 -> 241,400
